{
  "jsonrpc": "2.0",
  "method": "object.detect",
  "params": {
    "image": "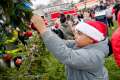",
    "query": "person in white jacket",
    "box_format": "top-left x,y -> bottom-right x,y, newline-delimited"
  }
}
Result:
31,15 -> 109,80
106,6 -> 114,29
